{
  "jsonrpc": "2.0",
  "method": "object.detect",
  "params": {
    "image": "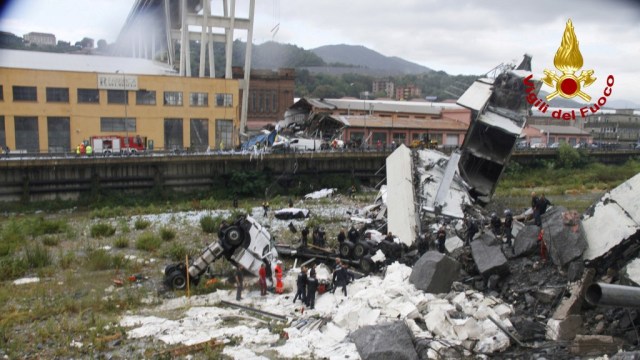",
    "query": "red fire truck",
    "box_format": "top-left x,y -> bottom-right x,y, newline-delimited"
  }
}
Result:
90,135 -> 146,155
